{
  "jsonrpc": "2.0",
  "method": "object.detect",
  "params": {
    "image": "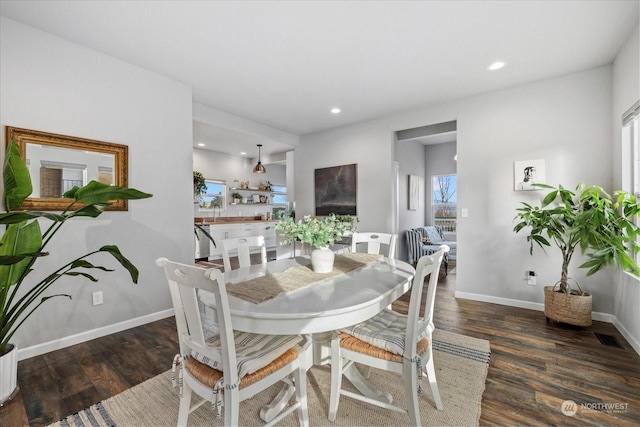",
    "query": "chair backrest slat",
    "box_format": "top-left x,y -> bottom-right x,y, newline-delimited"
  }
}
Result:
351,232 -> 397,259
404,245 -> 448,359
221,235 -> 267,271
